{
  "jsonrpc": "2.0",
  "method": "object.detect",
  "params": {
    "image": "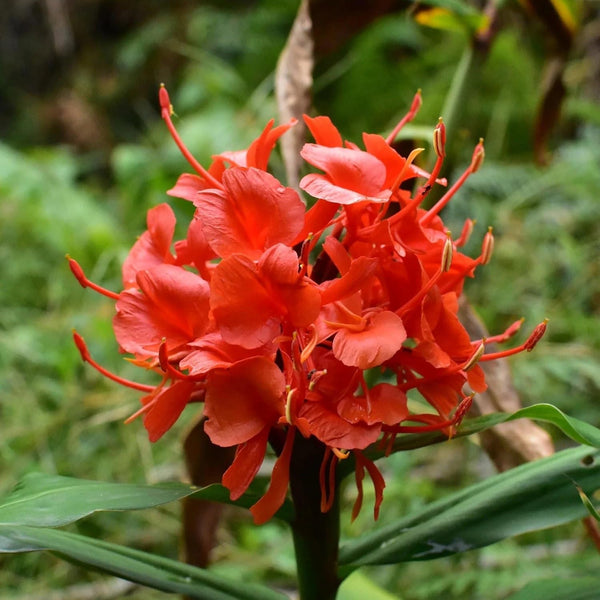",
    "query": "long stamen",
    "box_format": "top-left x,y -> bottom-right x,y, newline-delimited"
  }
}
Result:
385,89 -> 422,144
420,138 -> 485,226
67,256 -> 120,300
472,318 -> 524,345
73,331 -> 155,392
479,319 -> 548,362
159,85 -> 224,190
